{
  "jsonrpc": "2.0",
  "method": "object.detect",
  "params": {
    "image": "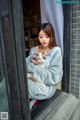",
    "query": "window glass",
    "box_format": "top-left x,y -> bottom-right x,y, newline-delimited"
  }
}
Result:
0,45 -> 10,120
